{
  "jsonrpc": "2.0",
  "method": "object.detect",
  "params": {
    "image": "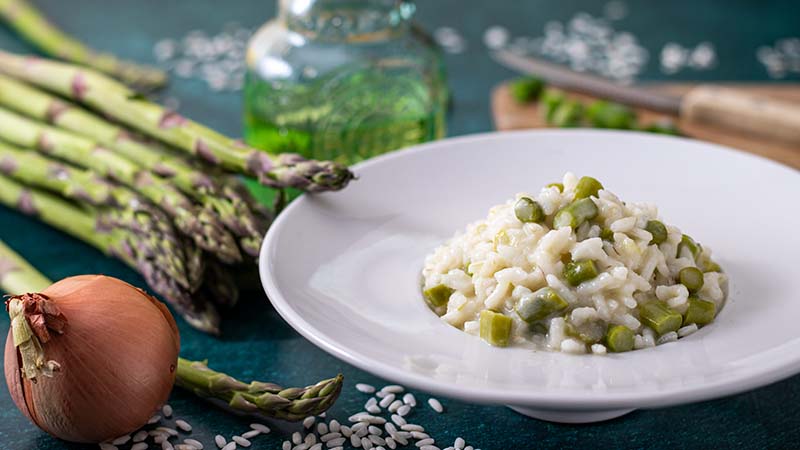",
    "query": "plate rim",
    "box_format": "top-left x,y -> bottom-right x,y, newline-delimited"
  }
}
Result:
259,129 -> 800,410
